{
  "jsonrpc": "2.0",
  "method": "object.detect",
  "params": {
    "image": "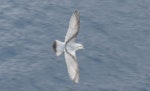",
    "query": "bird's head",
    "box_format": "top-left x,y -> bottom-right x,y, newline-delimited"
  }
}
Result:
77,44 -> 84,50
